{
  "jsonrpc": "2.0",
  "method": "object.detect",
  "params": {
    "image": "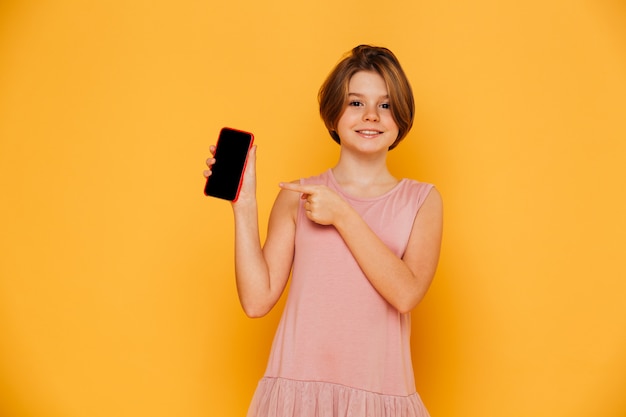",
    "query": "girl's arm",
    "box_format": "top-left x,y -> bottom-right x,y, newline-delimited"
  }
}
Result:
227,147 -> 299,317
279,182 -> 443,313
338,188 -> 443,313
